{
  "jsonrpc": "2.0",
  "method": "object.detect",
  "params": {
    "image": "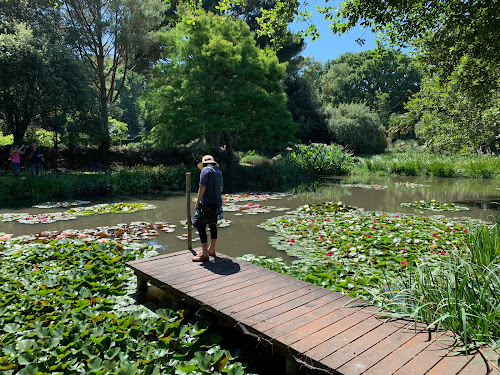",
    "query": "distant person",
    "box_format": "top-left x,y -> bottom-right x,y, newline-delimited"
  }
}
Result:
192,155 -> 224,262
9,144 -> 26,178
27,143 -> 43,175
